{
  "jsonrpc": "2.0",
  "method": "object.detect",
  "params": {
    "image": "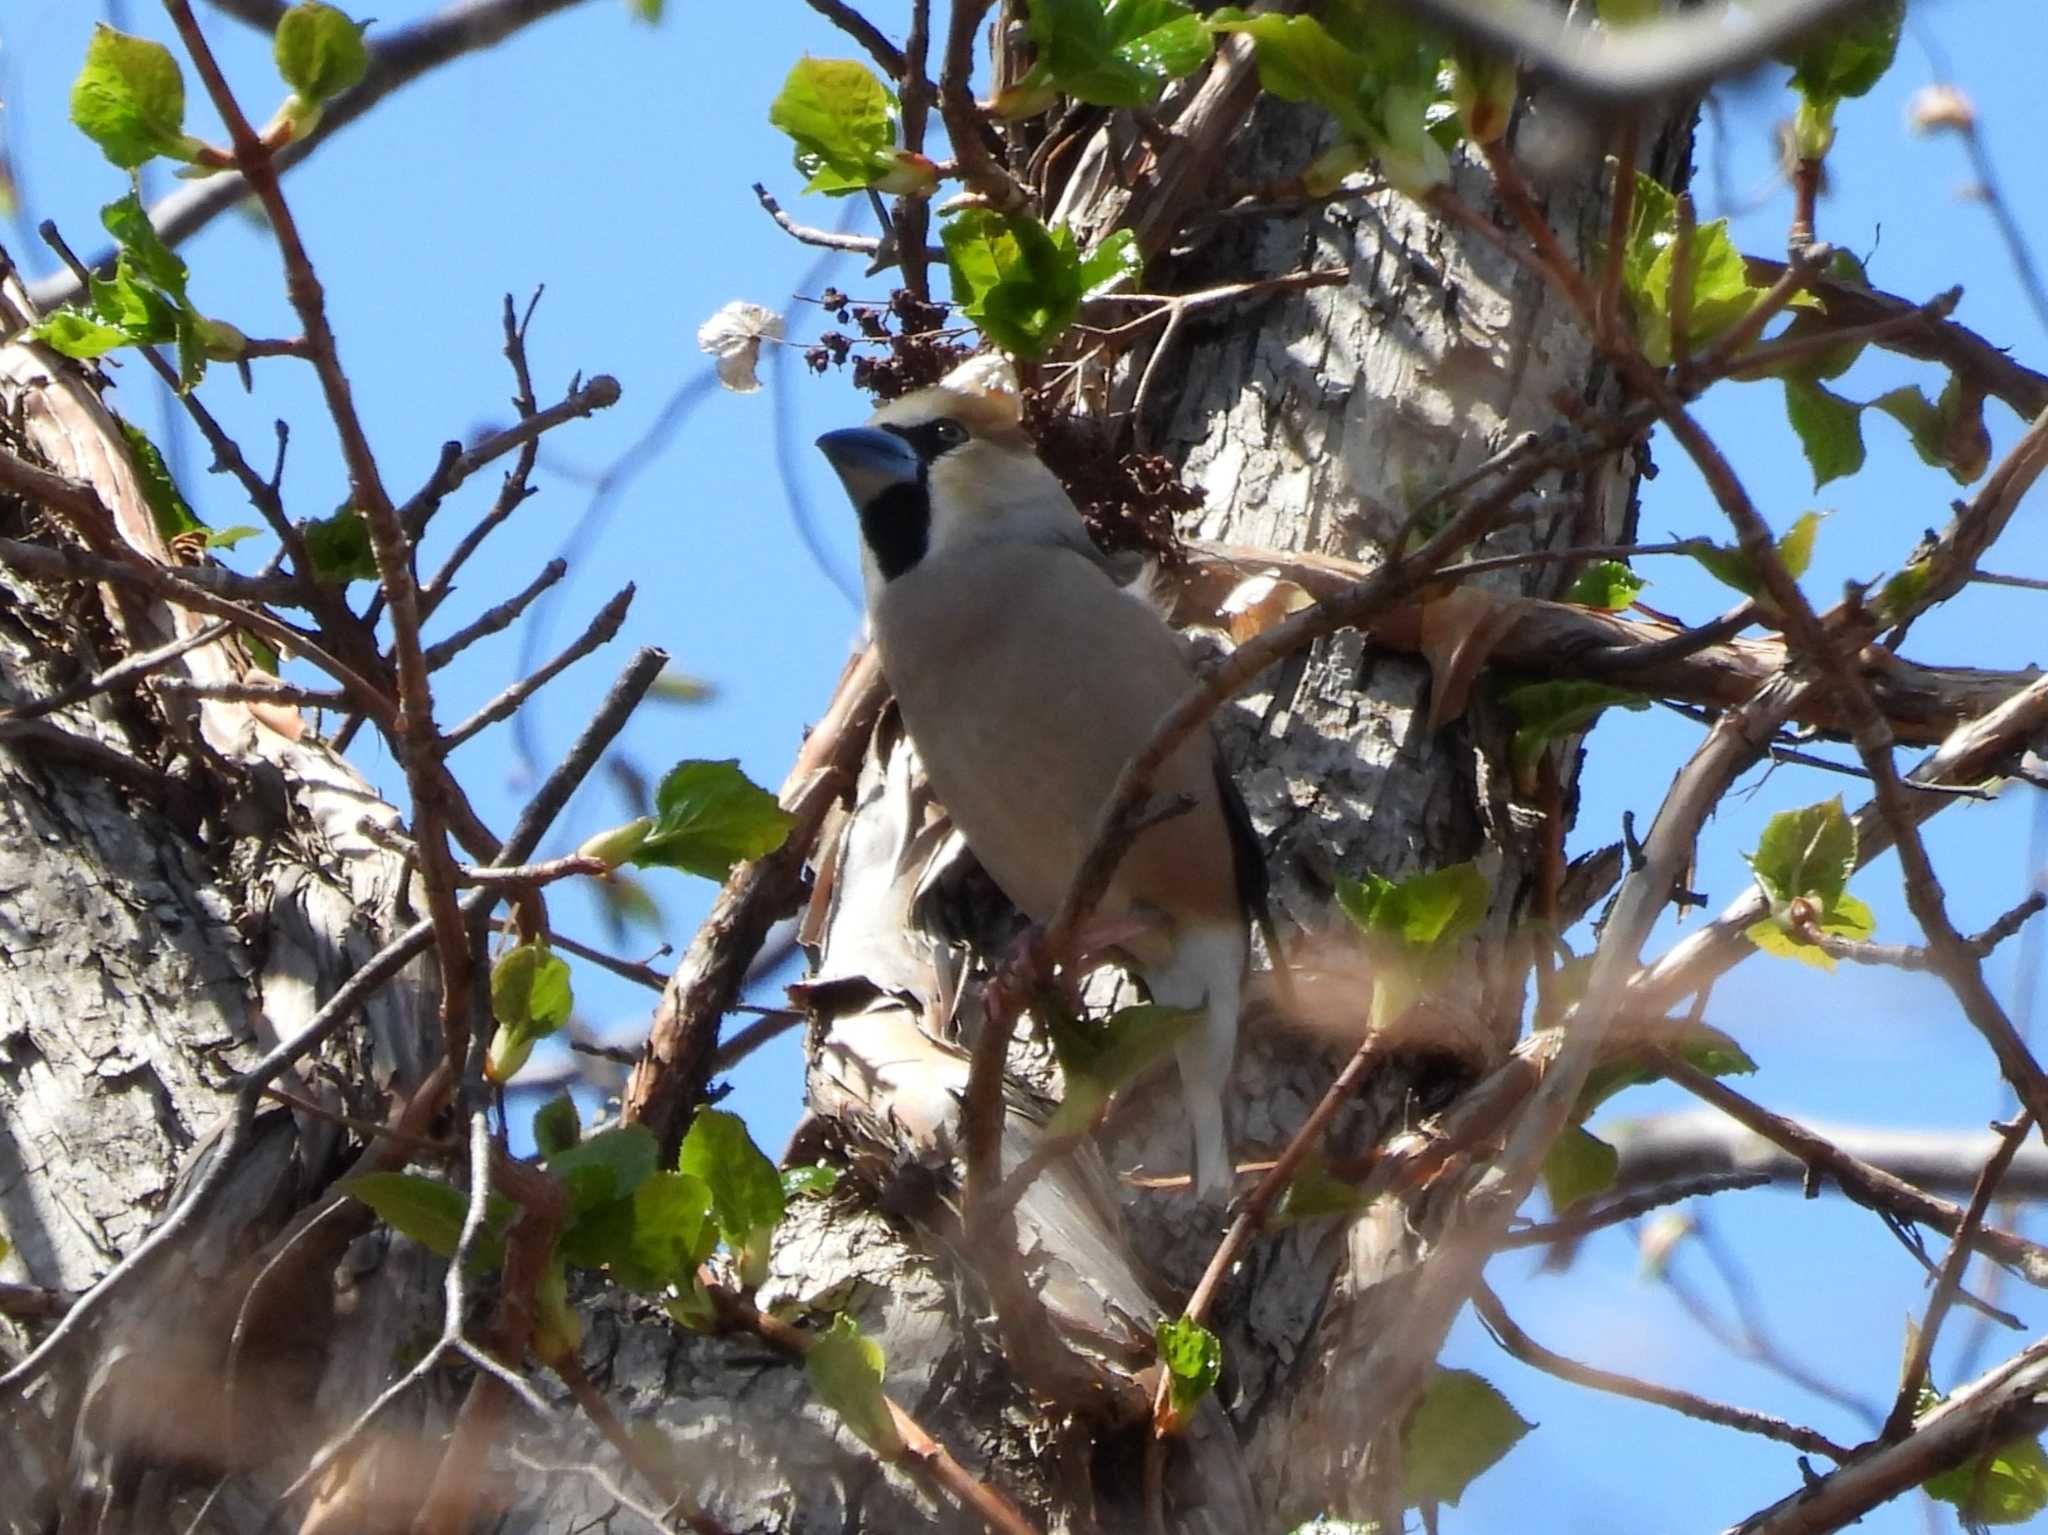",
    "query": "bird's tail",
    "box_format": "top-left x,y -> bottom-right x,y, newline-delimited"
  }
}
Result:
1144,925 -> 1245,1204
